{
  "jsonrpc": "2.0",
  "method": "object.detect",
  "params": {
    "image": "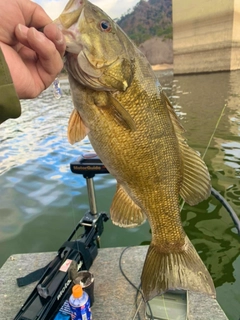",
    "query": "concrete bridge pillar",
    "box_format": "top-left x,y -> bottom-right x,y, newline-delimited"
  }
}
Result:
172,0 -> 240,74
